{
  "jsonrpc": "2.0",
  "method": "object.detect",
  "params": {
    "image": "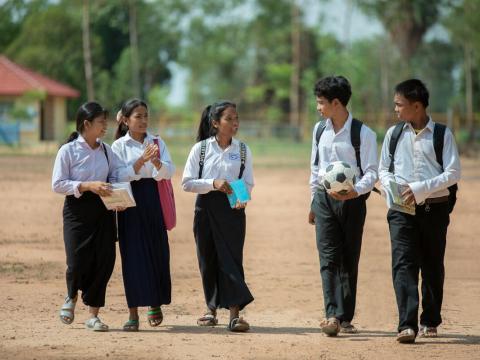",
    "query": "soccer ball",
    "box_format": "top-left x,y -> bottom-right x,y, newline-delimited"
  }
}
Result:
323,161 -> 356,194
